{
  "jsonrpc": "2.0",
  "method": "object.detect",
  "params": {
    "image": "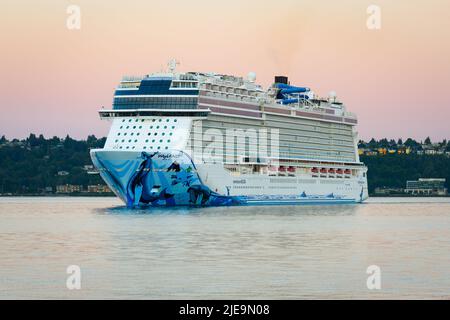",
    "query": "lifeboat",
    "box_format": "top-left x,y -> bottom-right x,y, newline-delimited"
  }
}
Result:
336,169 -> 343,174
320,168 -> 327,174
328,168 -> 335,174
278,166 -> 286,172
344,169 -> 351,174
311,167 -> 319,173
